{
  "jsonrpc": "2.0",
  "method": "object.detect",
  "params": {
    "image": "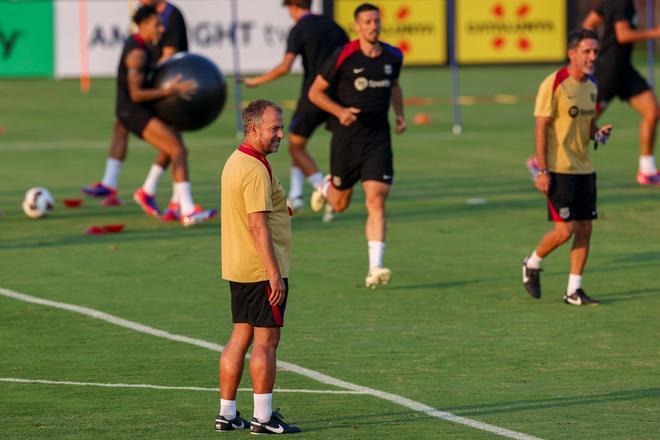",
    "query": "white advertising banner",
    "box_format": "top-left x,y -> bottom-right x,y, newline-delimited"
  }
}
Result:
55,0 -> 322,78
